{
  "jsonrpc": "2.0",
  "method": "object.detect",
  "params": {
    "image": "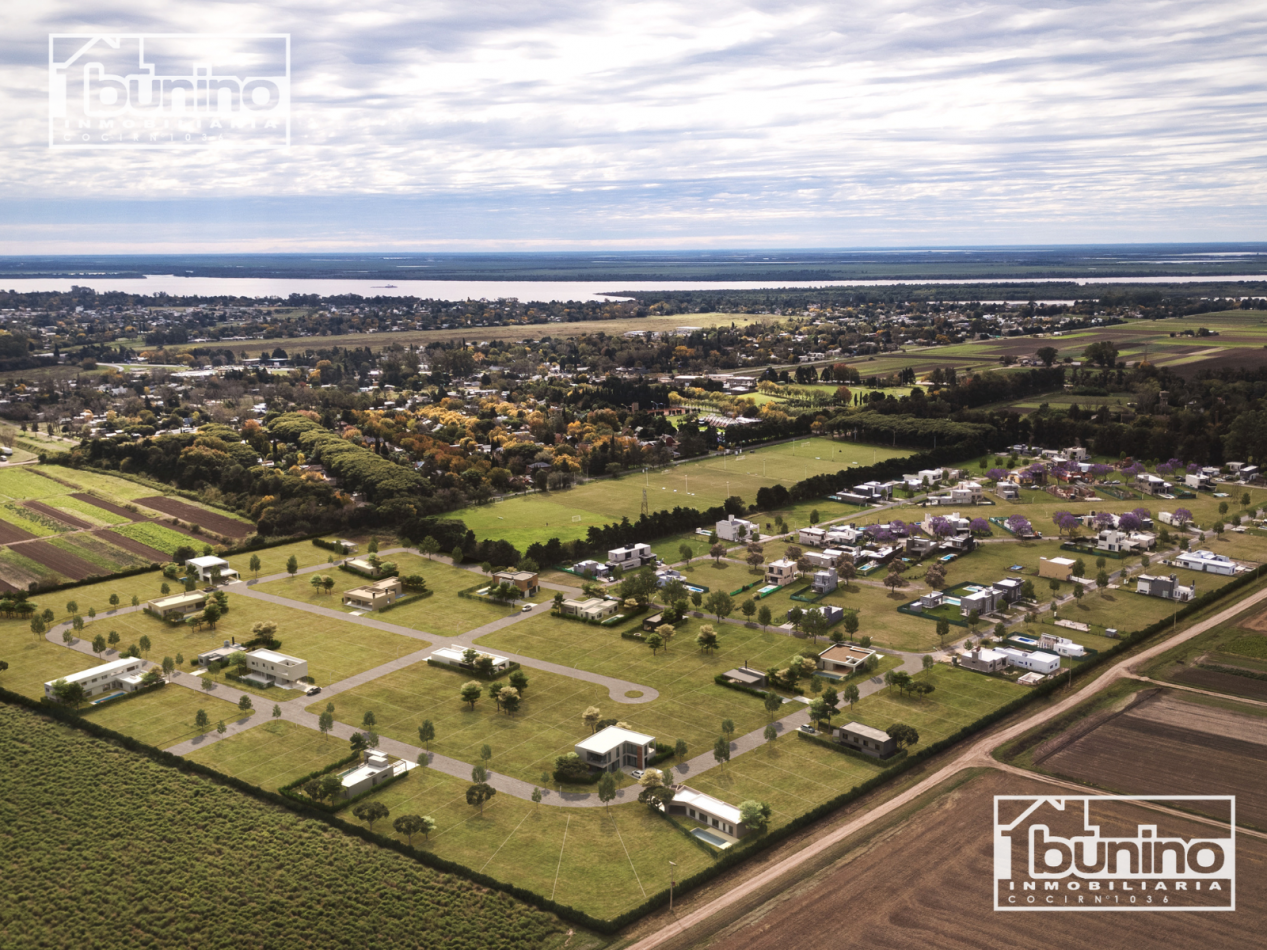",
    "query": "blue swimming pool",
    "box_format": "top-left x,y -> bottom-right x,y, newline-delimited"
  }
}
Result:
691,828 -> 731,848
757,585 -> 780,595
684,584 -> 706,594
91,691 -> 126,706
